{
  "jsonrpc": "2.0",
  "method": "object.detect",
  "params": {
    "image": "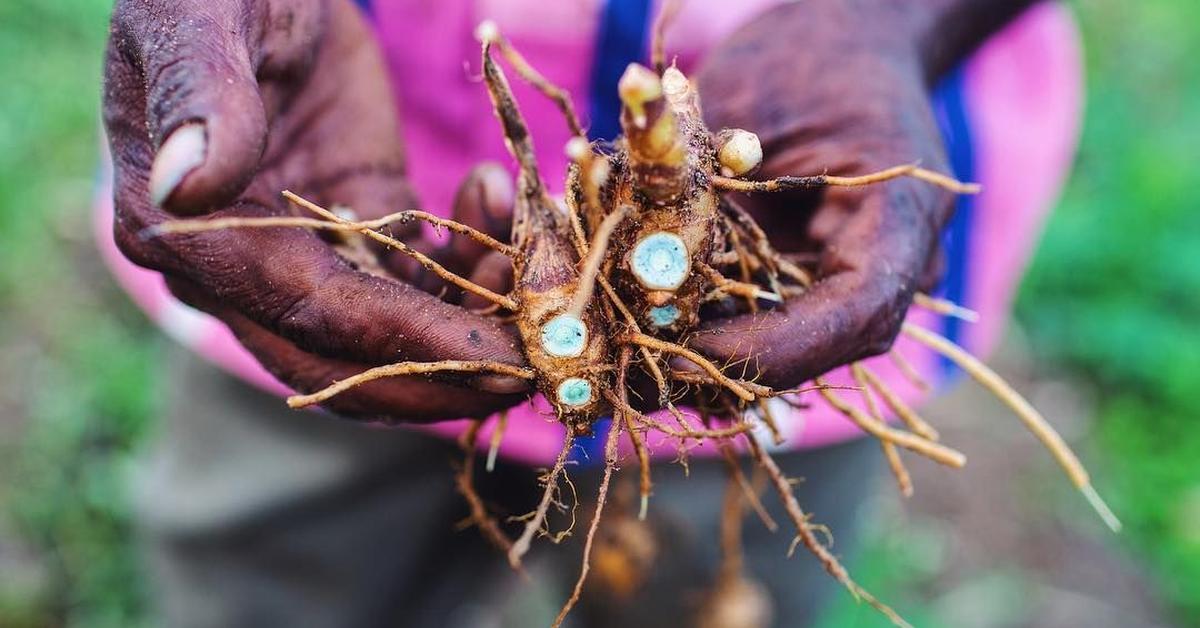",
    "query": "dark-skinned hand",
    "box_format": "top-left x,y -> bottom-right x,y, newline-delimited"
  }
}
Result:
103,0 -> 529,422
688,0 -> 1030,390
